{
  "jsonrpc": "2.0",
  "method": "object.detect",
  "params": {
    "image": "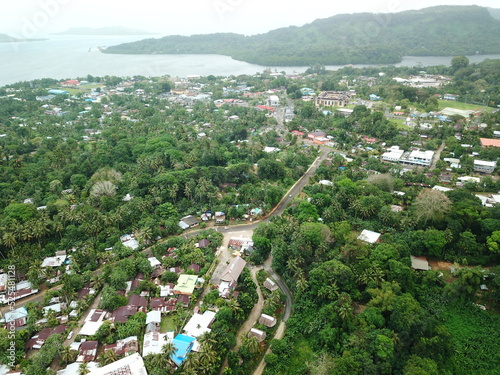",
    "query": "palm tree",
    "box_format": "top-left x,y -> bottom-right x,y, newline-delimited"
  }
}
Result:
243,335 -> 261,355
59,346 -> 77,365
78,362 -> 90,375
98,350 -> 119,366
